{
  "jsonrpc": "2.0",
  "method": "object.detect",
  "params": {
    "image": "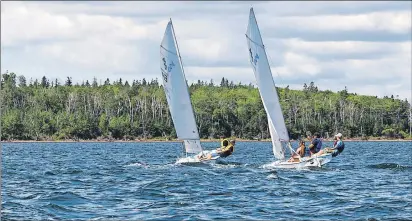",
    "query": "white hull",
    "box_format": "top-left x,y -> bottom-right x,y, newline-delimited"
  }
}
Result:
264,153 -> 333,169
175,150 -> 220,164
303,153 -> 332,167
